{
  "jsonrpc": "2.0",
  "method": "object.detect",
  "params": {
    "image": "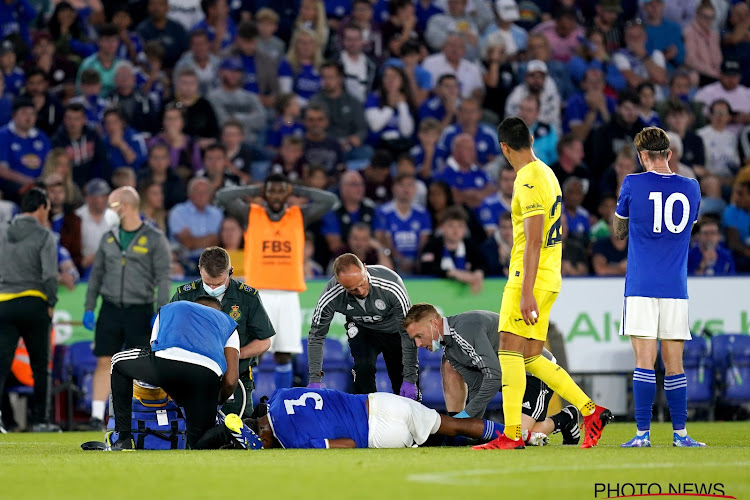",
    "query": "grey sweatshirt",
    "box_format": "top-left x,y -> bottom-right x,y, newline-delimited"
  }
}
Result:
206,86 -> 267,144
85,223 -> 172,310
308,265 -> 417,383
215,185 -> 338,228
309,91 -> 369,143
0,215 -> 58,306
444,310 -> 554,418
